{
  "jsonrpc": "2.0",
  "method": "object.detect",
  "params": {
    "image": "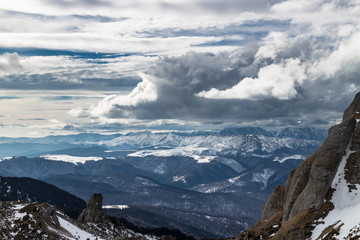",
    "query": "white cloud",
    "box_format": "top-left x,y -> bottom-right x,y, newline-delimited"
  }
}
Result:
311,31 -> 360,78
68,107 -> 85,118
49,118 -> 61,124
90,73 -> 158,117
255,32 -> 289,60
197,58 -> 307,100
